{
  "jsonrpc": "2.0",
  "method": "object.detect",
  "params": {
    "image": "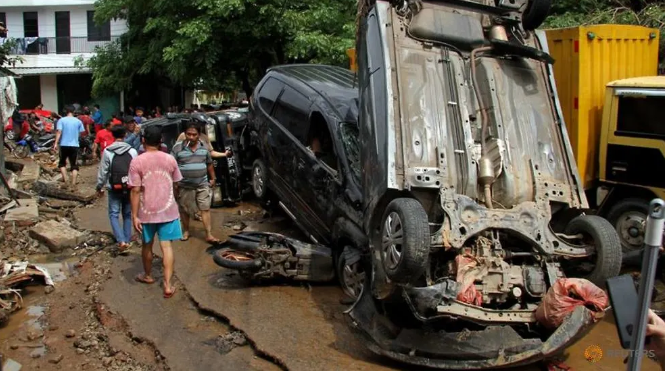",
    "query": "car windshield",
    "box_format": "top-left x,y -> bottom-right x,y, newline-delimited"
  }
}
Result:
339,122 -> 360,181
